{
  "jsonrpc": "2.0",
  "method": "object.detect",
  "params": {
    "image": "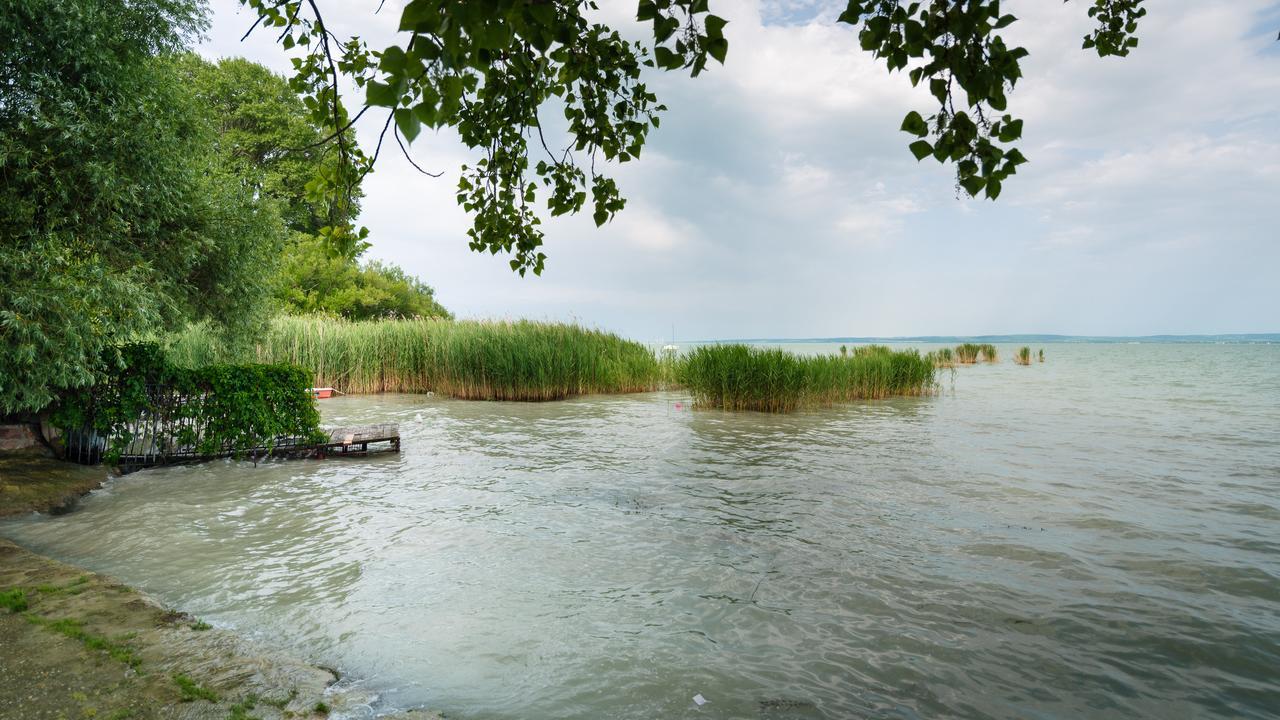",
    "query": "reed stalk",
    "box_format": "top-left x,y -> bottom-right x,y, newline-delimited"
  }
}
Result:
1015,346 -> 1032,365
